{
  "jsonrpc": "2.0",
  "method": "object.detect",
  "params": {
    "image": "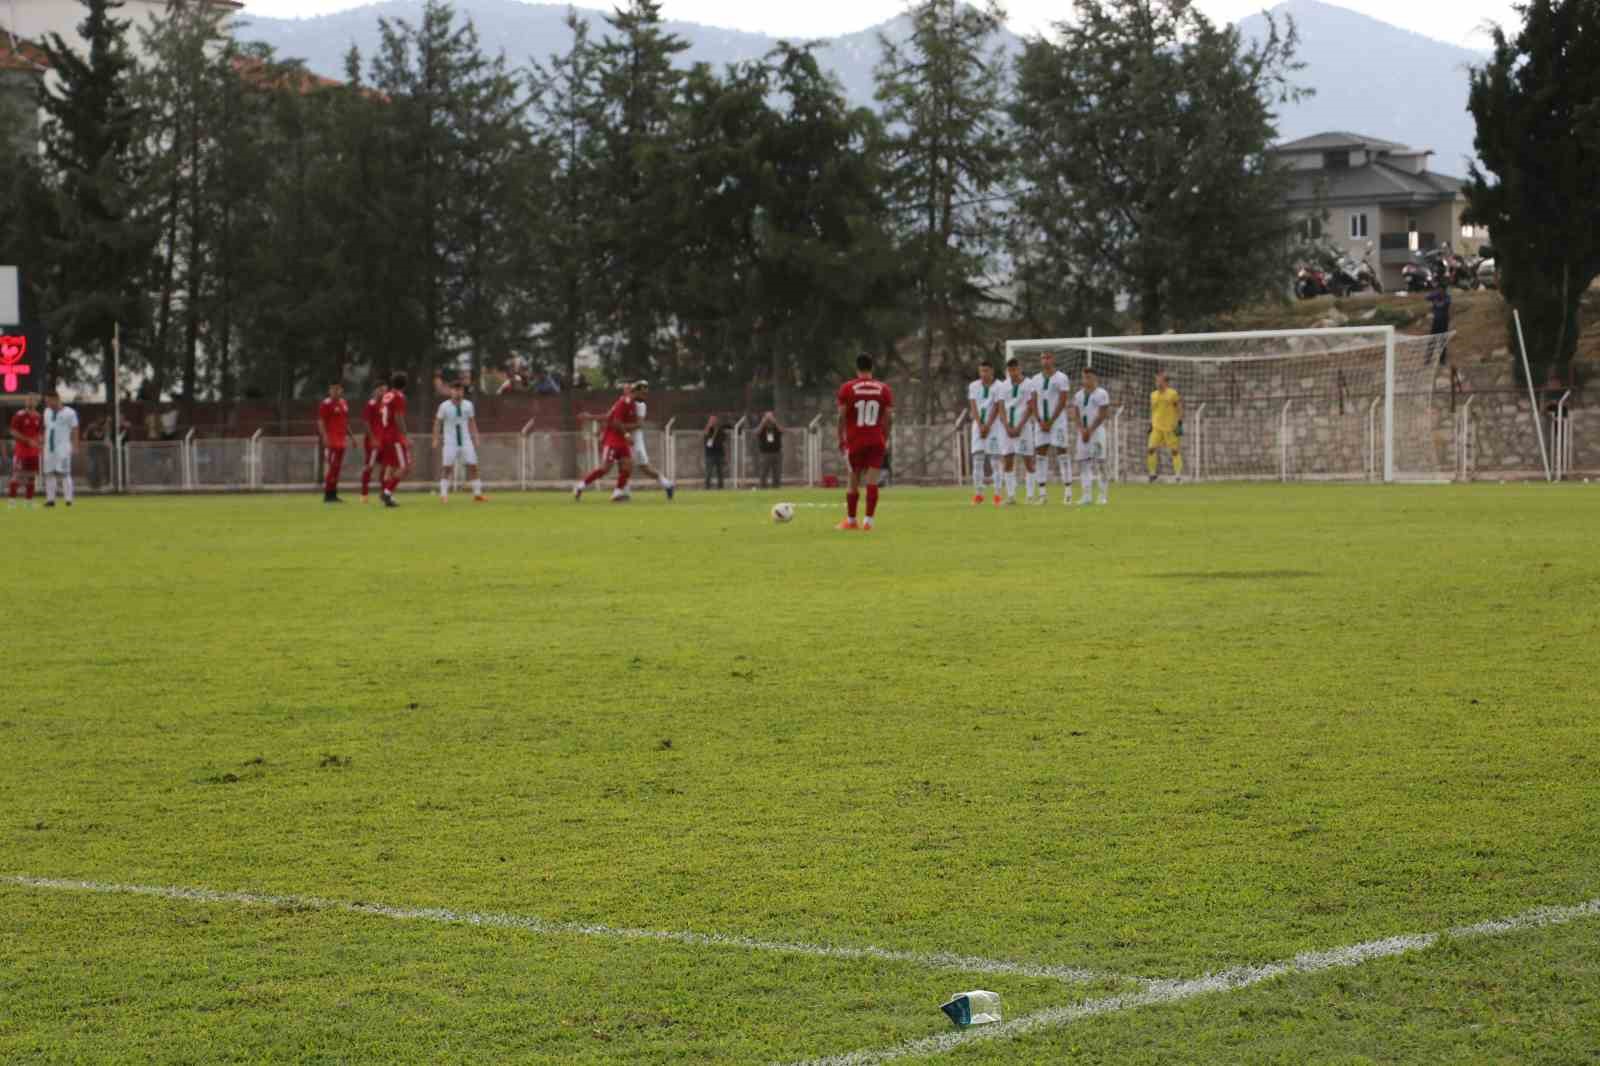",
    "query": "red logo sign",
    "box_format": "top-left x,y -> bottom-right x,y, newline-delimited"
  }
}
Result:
0,336 -> 29,393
